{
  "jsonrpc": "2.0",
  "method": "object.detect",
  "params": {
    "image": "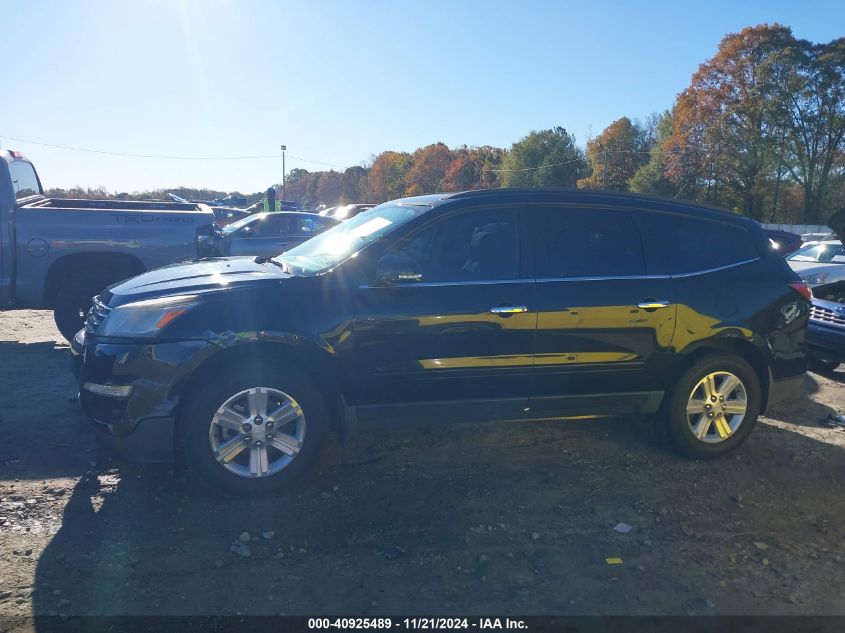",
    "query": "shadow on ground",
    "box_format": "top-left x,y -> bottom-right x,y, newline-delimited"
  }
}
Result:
30,413 -> 845,619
